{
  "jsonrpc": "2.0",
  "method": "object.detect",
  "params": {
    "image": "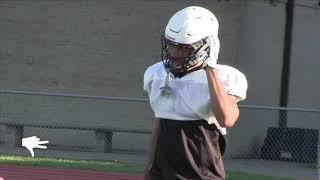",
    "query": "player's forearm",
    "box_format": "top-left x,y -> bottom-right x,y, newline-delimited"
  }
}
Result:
206,67 -> 239,128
